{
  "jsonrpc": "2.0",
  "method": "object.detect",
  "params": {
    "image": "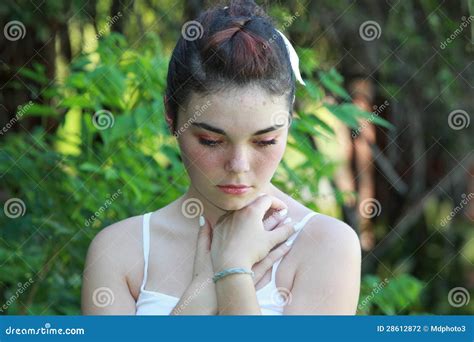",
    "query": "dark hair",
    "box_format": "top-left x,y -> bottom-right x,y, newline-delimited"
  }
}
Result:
164,0 -> 296,134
